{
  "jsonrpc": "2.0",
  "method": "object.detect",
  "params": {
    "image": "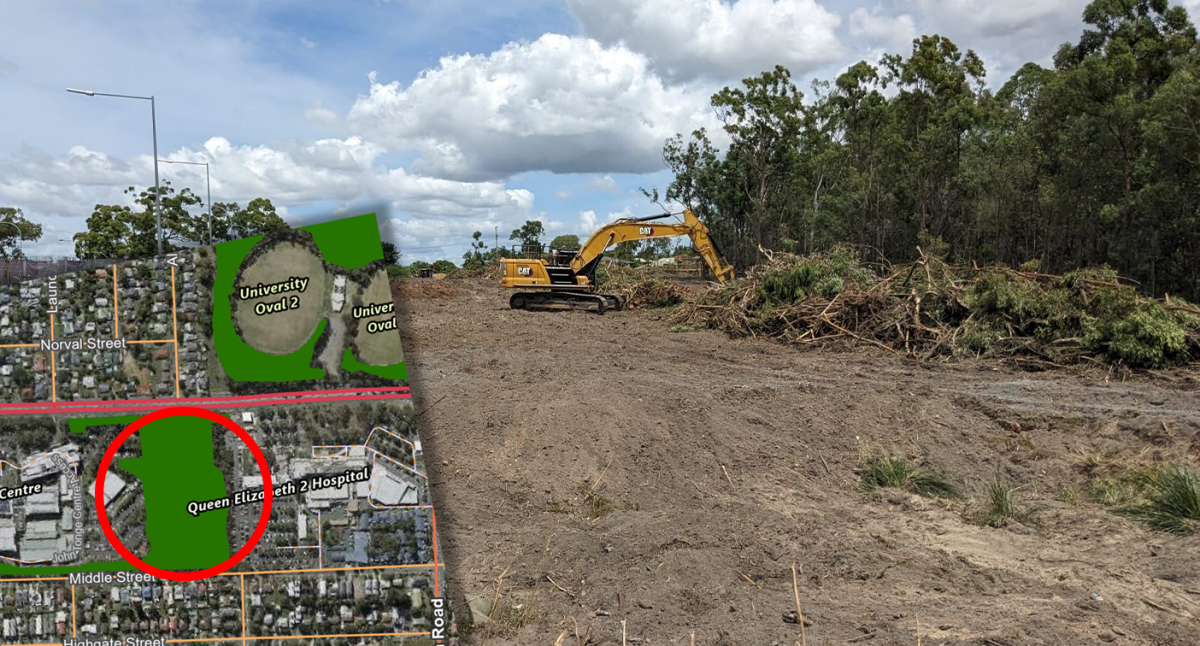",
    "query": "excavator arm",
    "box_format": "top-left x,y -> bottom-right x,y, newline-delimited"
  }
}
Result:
570,209 -> 735,284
